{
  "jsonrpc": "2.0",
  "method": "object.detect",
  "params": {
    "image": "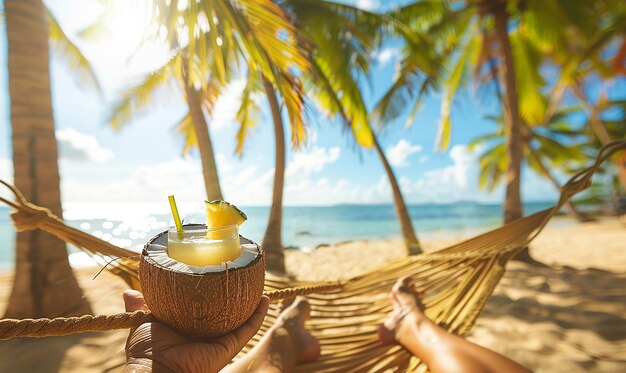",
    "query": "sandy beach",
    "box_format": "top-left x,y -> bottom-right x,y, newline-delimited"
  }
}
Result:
0,218 -> 624,372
